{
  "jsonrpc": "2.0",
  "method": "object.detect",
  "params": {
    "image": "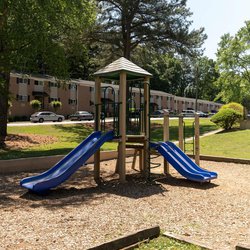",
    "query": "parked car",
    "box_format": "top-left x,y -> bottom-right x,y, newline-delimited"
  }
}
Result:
69,111 -> 93,121
181,110 -> 196,117
196,111 -> 209,117
151,110 -> 165,118
30,111 -> 65,123
209,110 -> 218,117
